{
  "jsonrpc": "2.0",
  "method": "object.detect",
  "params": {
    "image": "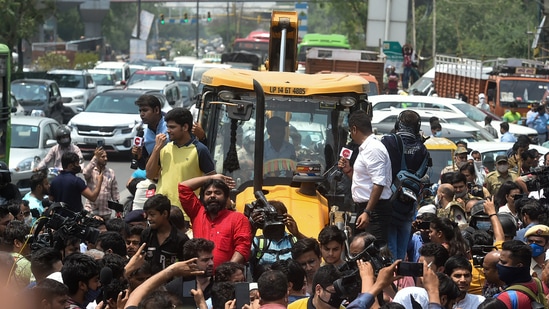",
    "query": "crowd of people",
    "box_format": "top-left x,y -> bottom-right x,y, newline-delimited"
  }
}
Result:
1,94 -> 549,309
